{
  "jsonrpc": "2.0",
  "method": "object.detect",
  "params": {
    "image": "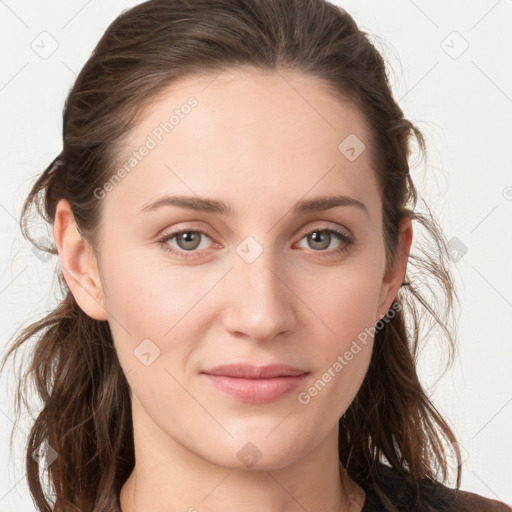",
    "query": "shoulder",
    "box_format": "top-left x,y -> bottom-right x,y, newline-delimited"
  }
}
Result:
447,488 -> 512,512
361,462 -> 512,512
